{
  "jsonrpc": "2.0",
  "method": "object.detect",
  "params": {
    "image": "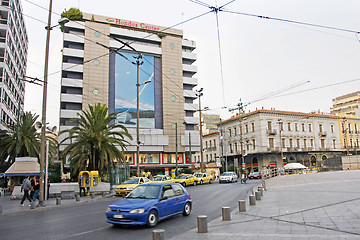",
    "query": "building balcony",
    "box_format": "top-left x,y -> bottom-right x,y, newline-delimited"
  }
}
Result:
61,93 -> 82,103
64,32 -> 85,43
61,78 -> 83,88
184,102 -> 198,111
60,109 -> 82,119
183,77 -> 198,86
184,116 -> 199,125
62,62 -> 83,73
63,47 -> 84,58
266,129 -> 277,135
182,51 -> 196,61
182,64 -> 197,73
183,90 -> 197,99
318,131 -> 327,137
